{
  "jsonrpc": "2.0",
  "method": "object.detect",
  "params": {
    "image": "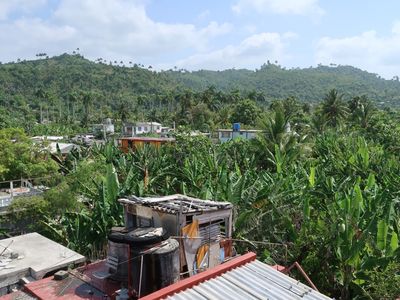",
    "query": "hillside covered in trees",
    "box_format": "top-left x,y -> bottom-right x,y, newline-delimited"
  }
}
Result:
171,63 -> 400,106
1,54 -> 400,117
2,54 -> 400,136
